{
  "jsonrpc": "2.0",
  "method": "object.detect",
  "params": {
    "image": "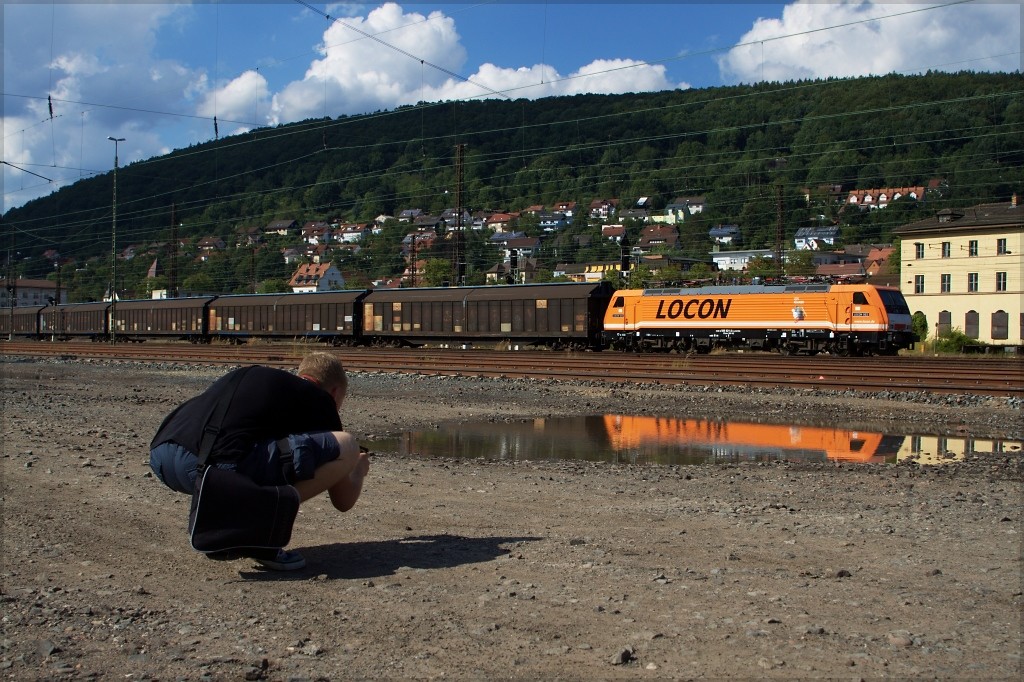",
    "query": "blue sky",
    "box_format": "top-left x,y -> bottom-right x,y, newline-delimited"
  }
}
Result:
3,1 -> 1020,212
